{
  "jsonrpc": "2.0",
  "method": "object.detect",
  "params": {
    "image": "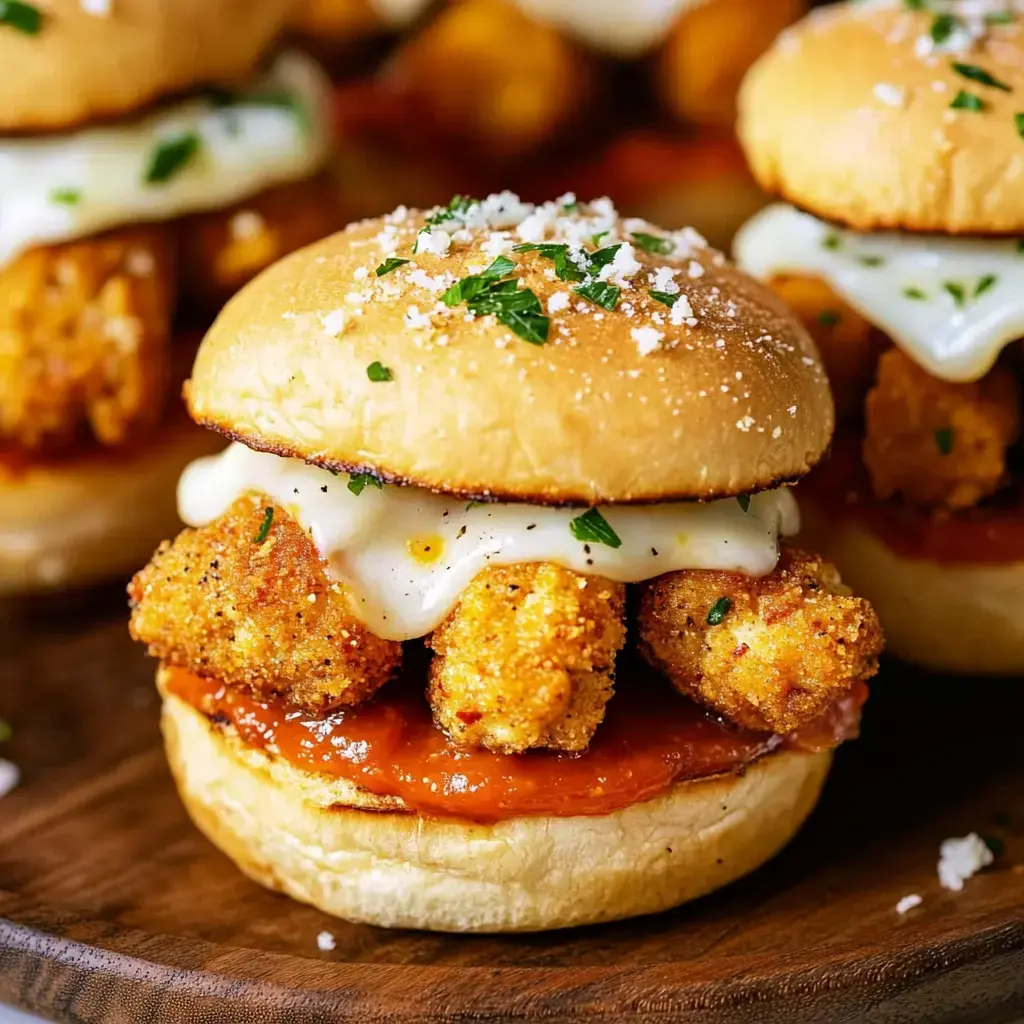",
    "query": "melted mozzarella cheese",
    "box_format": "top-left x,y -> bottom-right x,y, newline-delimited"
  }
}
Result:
178,443 -> 799,641
734,203 -> 1024,384
511,0 -> 708,56
0,51 -> 332,270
